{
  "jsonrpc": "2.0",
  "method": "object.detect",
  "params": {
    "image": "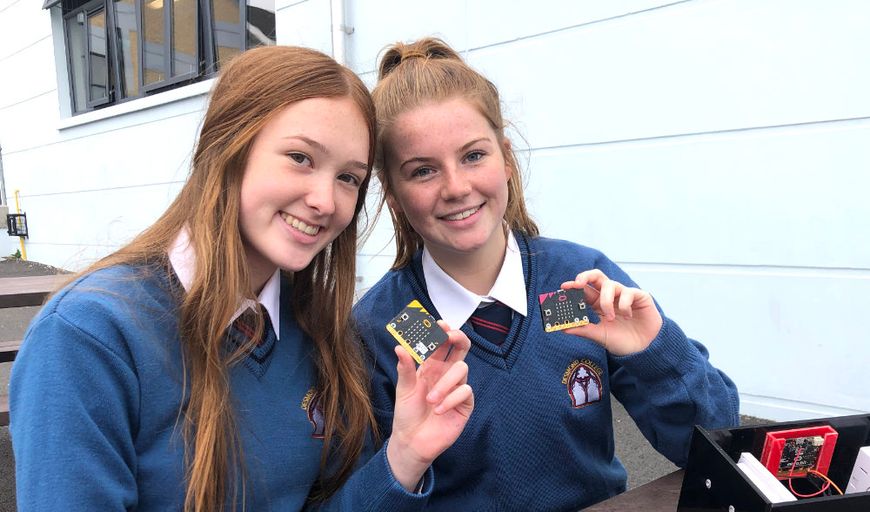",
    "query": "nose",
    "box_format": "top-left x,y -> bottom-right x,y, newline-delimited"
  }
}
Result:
305,174 -> 336,216
440,167 -> 472,200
